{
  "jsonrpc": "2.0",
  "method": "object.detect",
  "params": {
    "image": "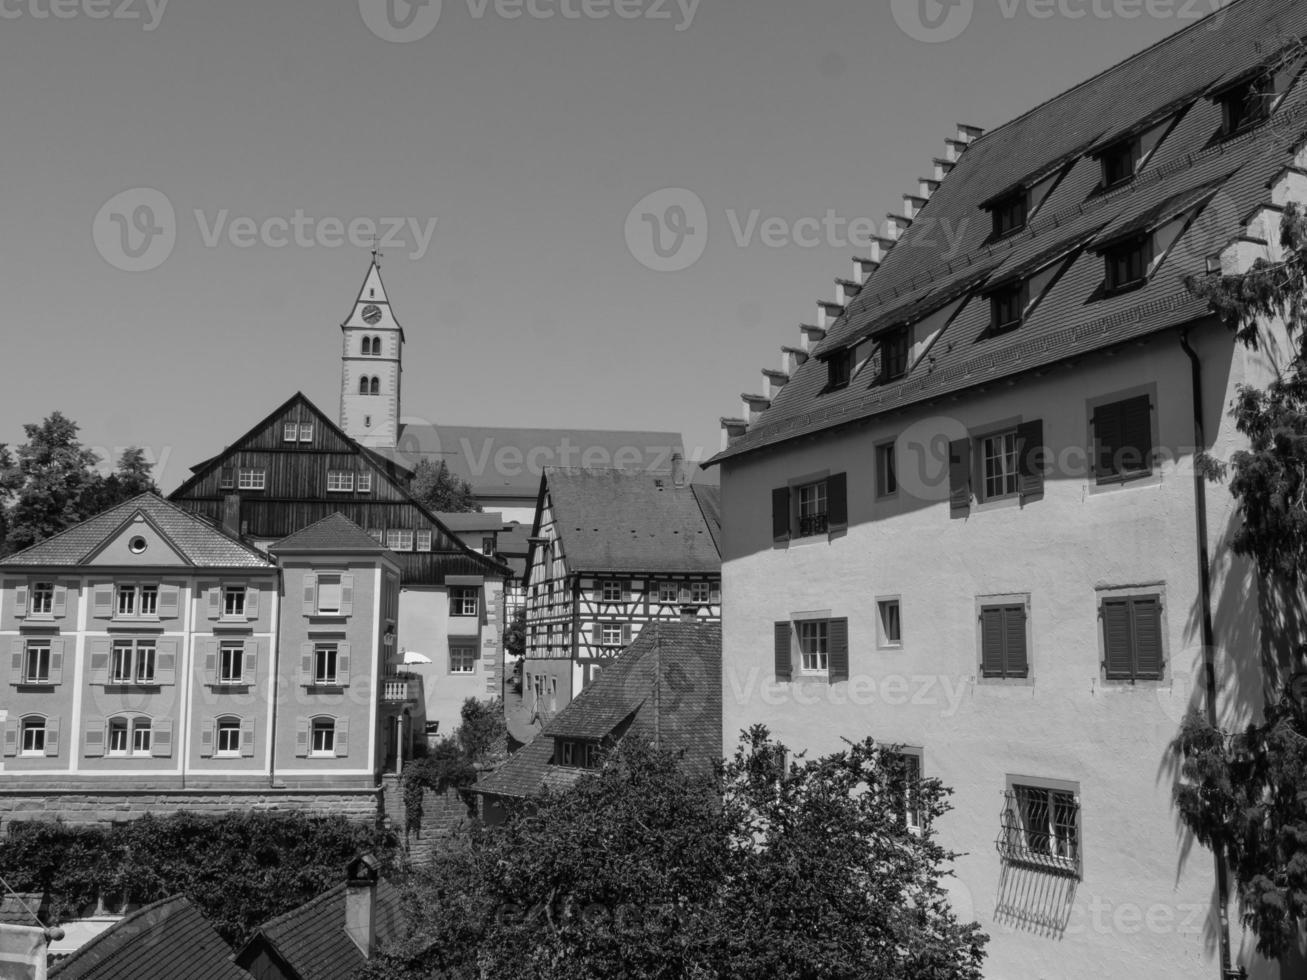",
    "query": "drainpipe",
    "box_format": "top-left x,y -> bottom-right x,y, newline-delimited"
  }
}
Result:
1179,328 -> 1240,980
